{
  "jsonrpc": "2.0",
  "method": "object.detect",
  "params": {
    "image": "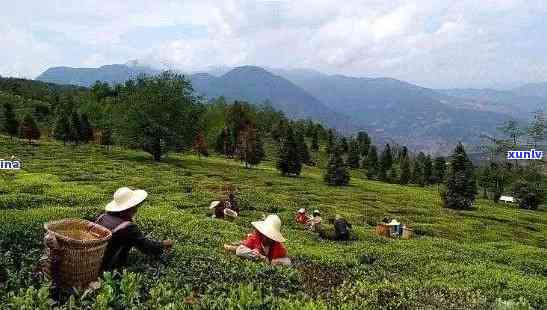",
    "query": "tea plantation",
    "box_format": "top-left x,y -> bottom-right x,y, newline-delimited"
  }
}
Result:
0,137 -> 545,309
